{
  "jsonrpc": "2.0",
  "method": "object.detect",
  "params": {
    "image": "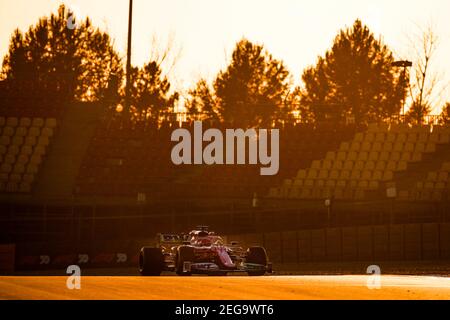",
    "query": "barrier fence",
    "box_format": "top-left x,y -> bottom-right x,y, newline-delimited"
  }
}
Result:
229,223 -> 450,263
2,223 -> 449,272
